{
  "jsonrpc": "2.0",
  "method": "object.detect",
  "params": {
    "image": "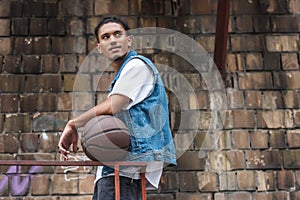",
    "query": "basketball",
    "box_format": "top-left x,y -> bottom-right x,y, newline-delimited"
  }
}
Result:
81,115 -> 130,162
